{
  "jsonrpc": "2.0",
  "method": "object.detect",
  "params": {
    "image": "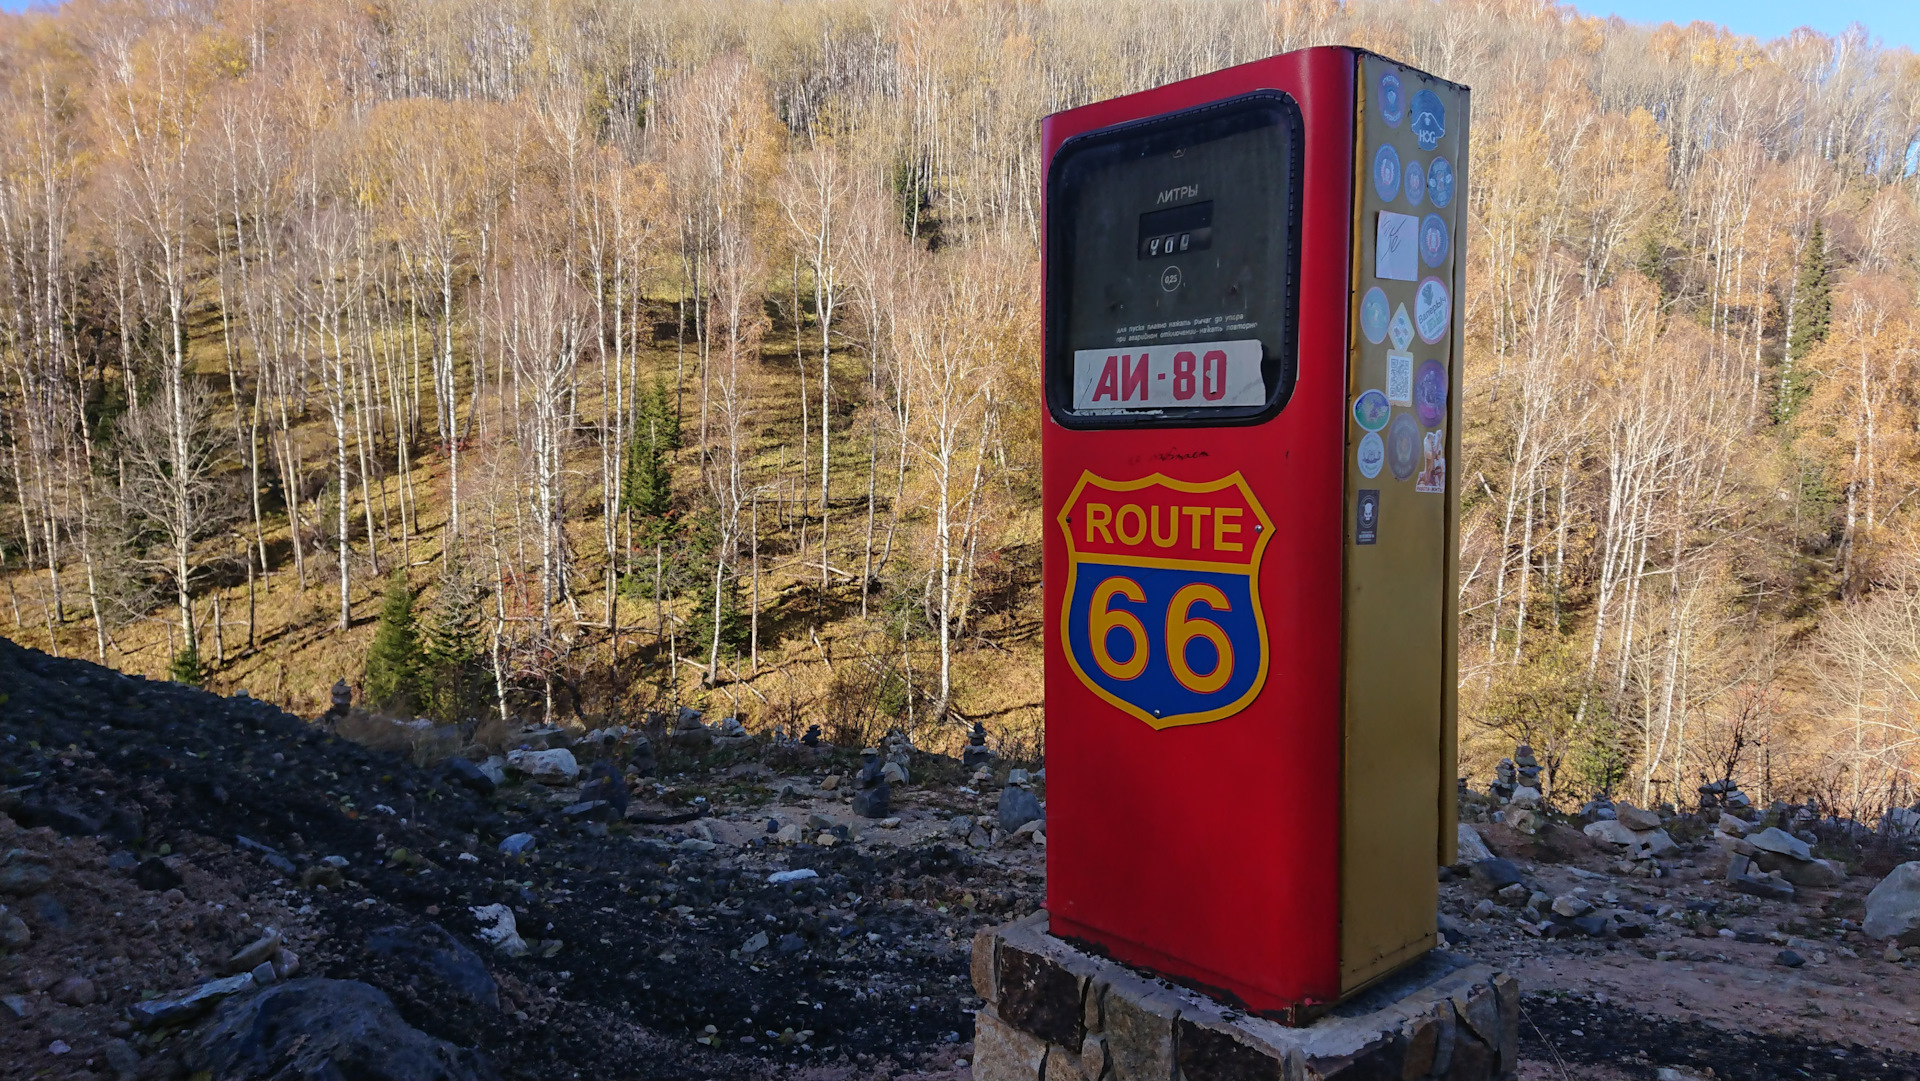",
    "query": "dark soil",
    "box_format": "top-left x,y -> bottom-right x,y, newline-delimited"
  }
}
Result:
0,637 -> 1034,1079
1518,992 -> 1920,1080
